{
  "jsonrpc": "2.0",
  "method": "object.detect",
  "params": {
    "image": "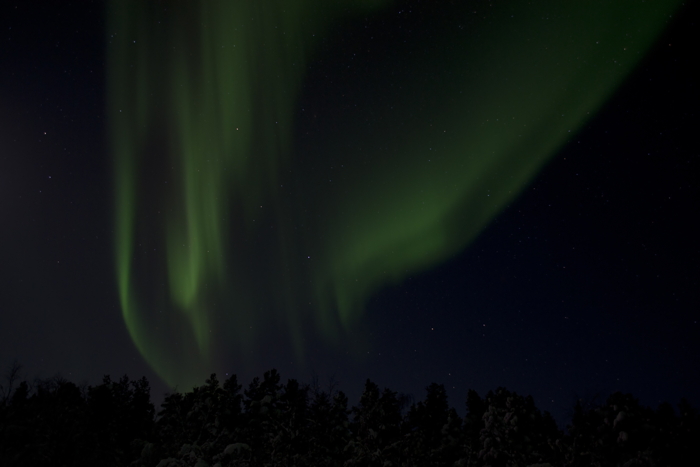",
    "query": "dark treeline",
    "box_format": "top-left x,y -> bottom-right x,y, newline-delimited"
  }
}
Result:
0,366 -> 697,466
